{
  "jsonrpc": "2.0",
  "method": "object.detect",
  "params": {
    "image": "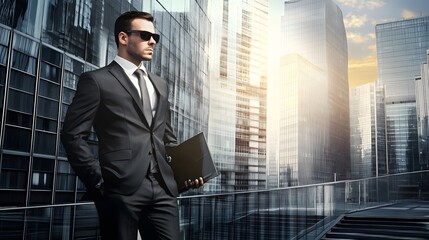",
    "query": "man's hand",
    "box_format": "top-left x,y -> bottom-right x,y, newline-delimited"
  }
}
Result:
184,177 -> 204,189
